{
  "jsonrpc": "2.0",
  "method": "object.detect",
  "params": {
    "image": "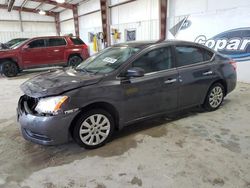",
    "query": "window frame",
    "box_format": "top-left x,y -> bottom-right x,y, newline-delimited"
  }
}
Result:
174,45 -> 215,68
121,45 -> 177,77
47,37 -> 67,47
27,39 -> 46,49
70,37 -> 85,45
